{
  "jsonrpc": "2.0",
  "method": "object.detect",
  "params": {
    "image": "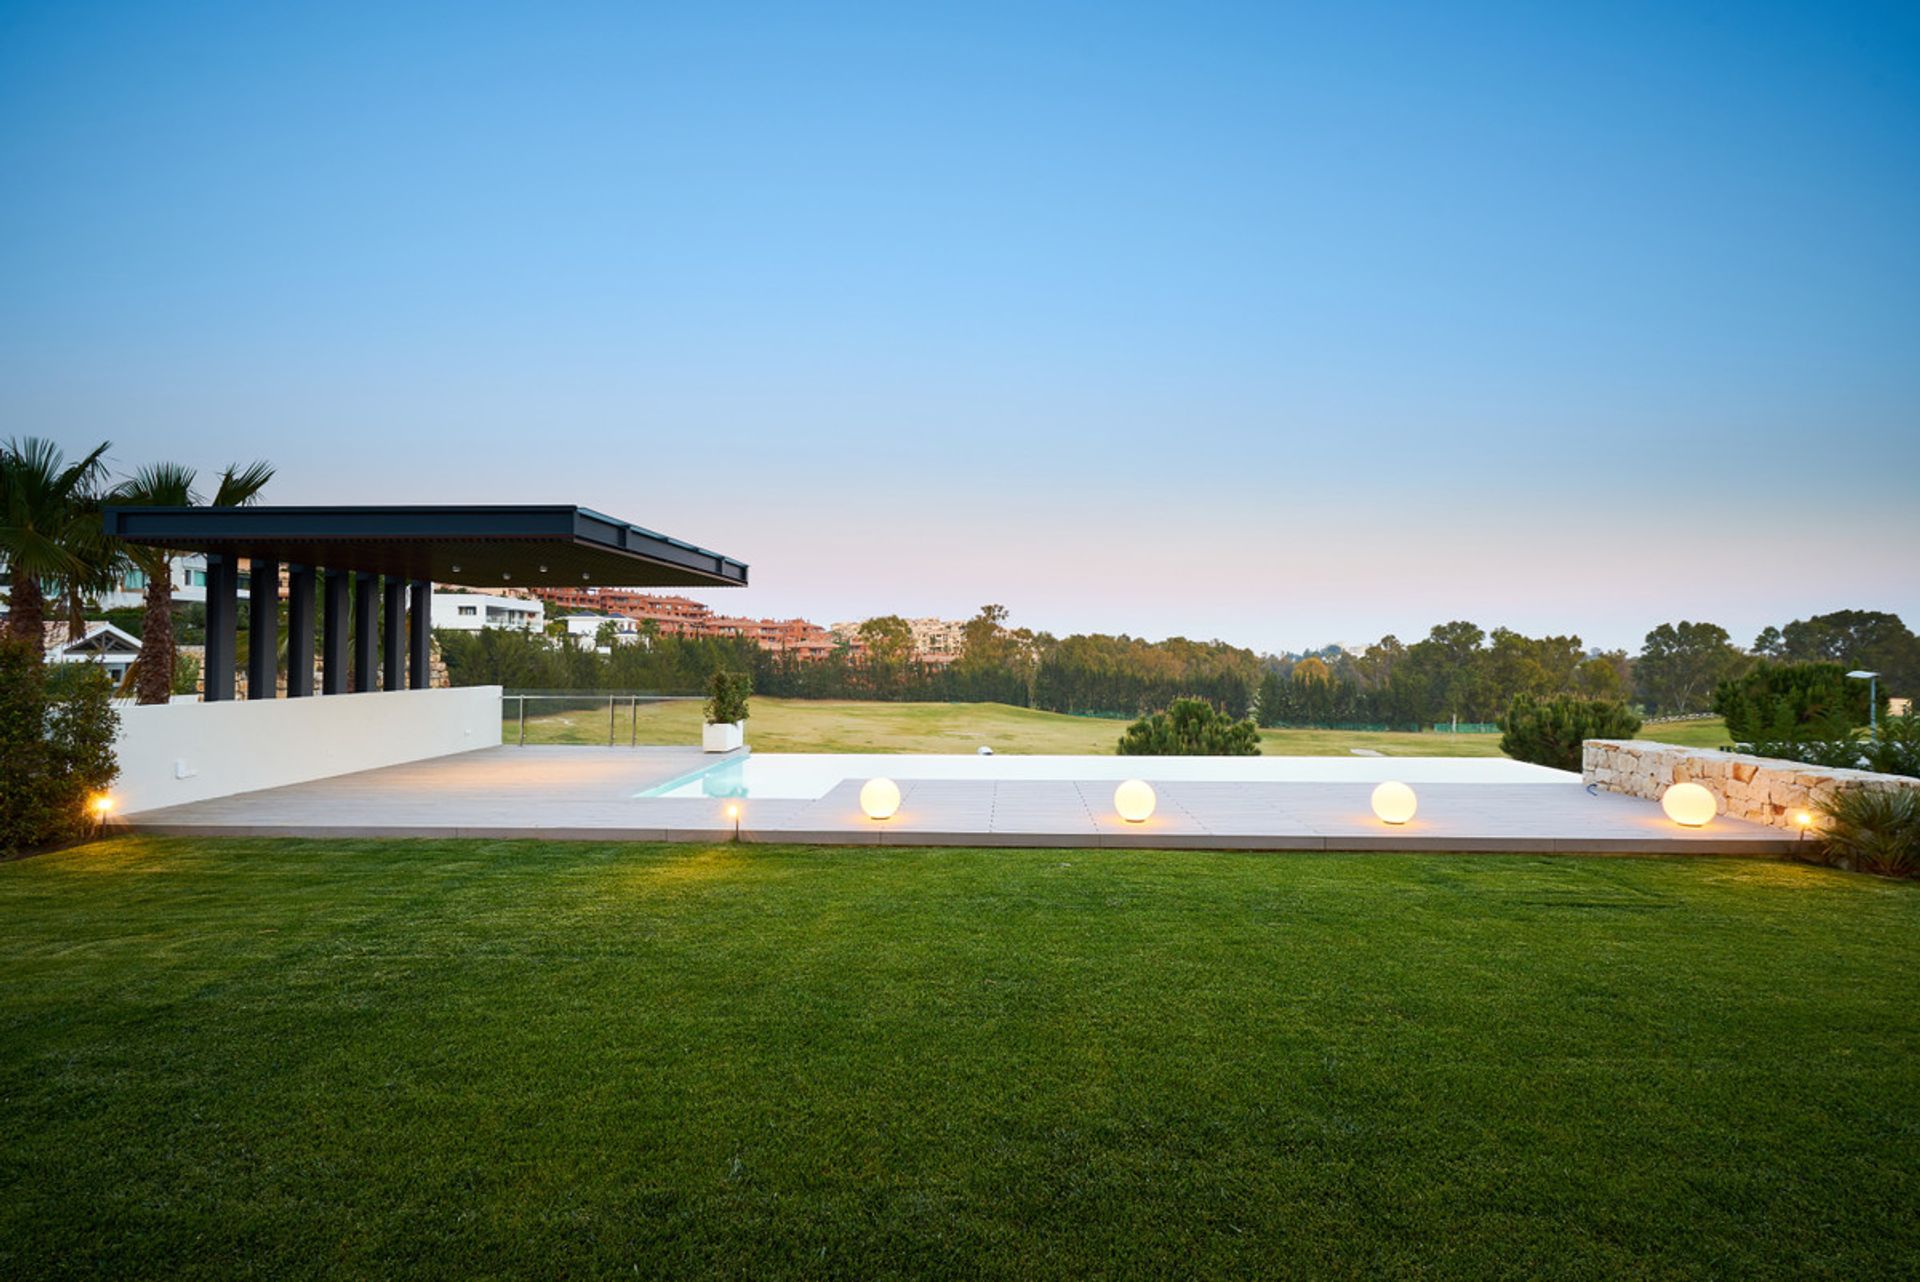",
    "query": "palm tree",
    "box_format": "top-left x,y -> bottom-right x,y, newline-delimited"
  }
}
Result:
0,437 -> 113,652
112,460 -> 274,704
